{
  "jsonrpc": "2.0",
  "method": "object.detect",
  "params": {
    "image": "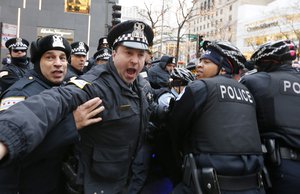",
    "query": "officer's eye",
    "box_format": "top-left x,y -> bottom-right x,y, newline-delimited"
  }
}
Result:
60,56 -> 67,61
